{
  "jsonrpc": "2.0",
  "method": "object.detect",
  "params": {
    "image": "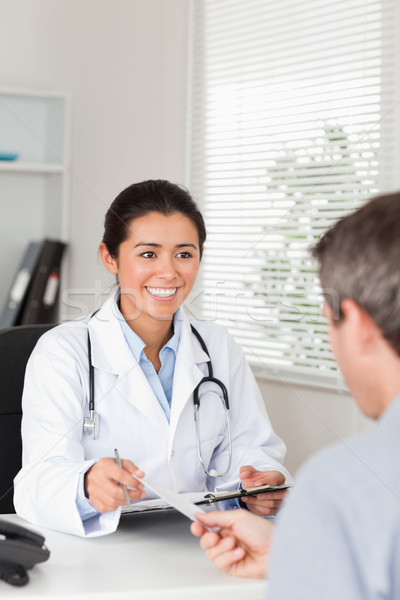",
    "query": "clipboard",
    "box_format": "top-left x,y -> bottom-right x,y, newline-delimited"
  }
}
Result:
121,483 -> 292,515
194,483 -> 291,505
